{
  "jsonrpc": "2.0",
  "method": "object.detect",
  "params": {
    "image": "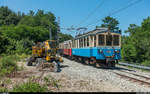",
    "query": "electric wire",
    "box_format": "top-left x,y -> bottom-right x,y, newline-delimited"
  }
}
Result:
84,0 -> 142,28
75,0 -> 105,28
